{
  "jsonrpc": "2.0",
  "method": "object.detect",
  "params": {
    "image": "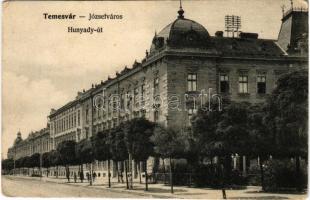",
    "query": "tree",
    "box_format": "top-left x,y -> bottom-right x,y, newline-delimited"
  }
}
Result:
49,150 -> 61,178
214,101 -> 251,198
76,139 -> 94,185
42,152 -> 51,177
22,156 -> 32,176
152,125 -> 187,193
124,118 -> 155,191
110,125 -> 129,188
91,130 -> 112,188
2,158 -> 14,174
191,103 -> 224,162
56,140 -> 77,182
247,103 -> 273,191
265,69 -> 308,191
192,101 -> 251,198
29,153 -> 40,176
